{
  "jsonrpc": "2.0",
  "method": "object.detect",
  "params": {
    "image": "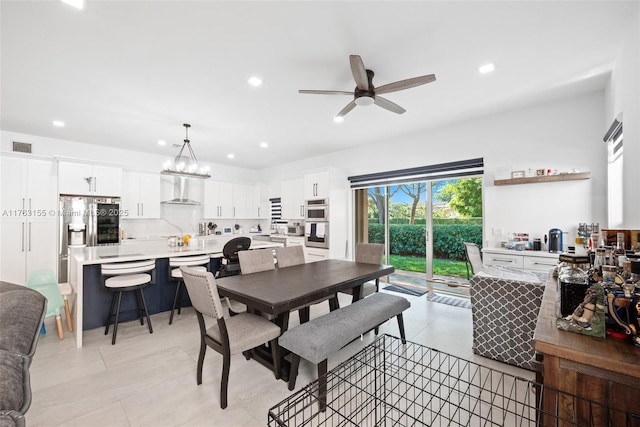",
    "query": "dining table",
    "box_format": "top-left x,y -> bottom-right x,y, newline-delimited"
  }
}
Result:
215,259 -> 395,380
